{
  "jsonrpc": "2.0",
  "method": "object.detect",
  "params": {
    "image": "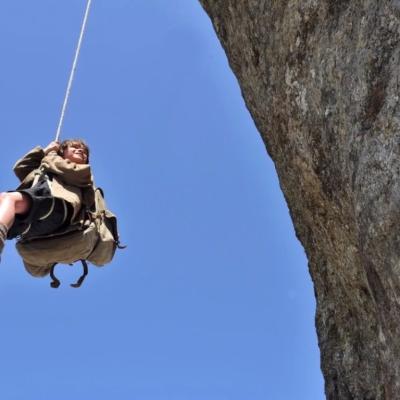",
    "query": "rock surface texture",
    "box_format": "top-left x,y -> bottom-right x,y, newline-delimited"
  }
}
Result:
199,1 -> 400,399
